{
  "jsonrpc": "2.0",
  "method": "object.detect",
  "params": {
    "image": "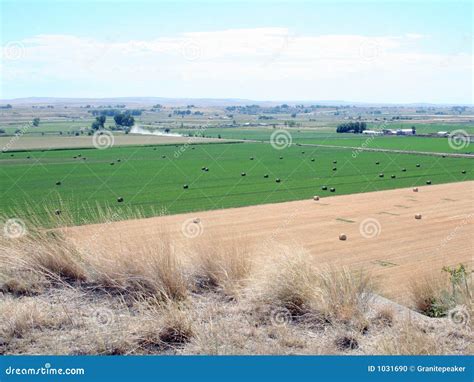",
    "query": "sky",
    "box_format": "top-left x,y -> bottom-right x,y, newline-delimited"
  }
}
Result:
0,0 -> 472,104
